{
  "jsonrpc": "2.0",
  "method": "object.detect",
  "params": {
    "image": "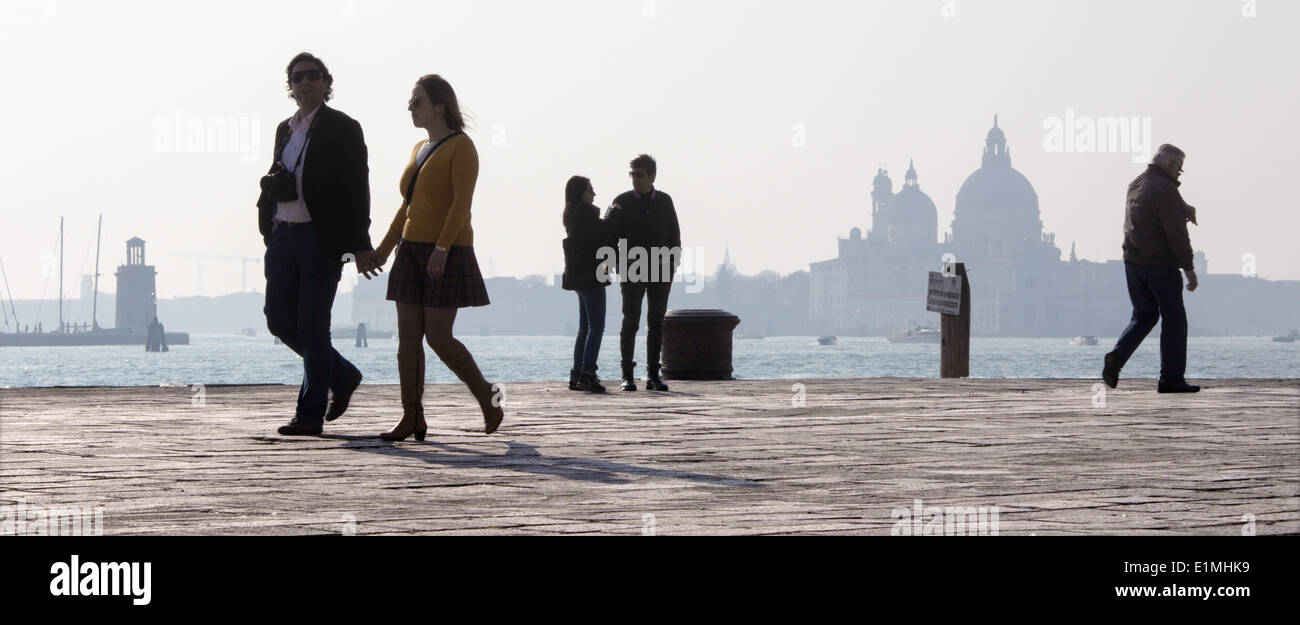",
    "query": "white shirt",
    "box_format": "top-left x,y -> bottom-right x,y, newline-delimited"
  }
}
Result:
273,104 -> 322,224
